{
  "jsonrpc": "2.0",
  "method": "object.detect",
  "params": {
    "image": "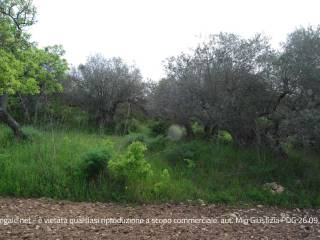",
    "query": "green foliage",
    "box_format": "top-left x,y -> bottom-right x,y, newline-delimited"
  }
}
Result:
80,148 -> 112,182
192,122 -> 203,135
284,109 -> 320,151
153,169 -> 171,197
216,130 -> 233,144
0,48 -> 24,95
35,100 -> 89,128
108,142 -> 153,185
0,1 -> 67,97
122,133 -> 146,147
146,135 -> 168,152
0,124 -> 319,207
150,120 -> 169,136
20,46 -> 68,94
108,141 -> 154,201
164,141 -> 203,165
0,124 -> 14,147
0,0 -> 37,28
115,118 -> 140,135
256,117 -> 273,128
183,158 -> 196,169
23,126 -> 42,141
0,125 -> 41,147
1,10 -> 319,210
